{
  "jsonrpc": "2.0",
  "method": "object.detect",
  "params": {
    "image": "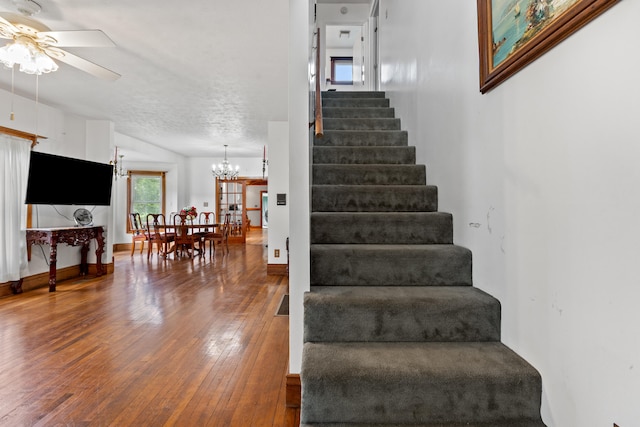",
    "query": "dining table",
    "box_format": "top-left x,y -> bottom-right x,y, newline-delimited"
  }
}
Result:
157,222 -> 219,258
